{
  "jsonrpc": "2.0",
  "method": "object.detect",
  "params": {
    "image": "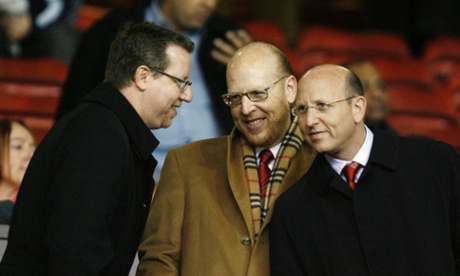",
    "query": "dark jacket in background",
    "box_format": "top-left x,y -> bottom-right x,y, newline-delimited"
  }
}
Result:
0,201 -> 13,224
